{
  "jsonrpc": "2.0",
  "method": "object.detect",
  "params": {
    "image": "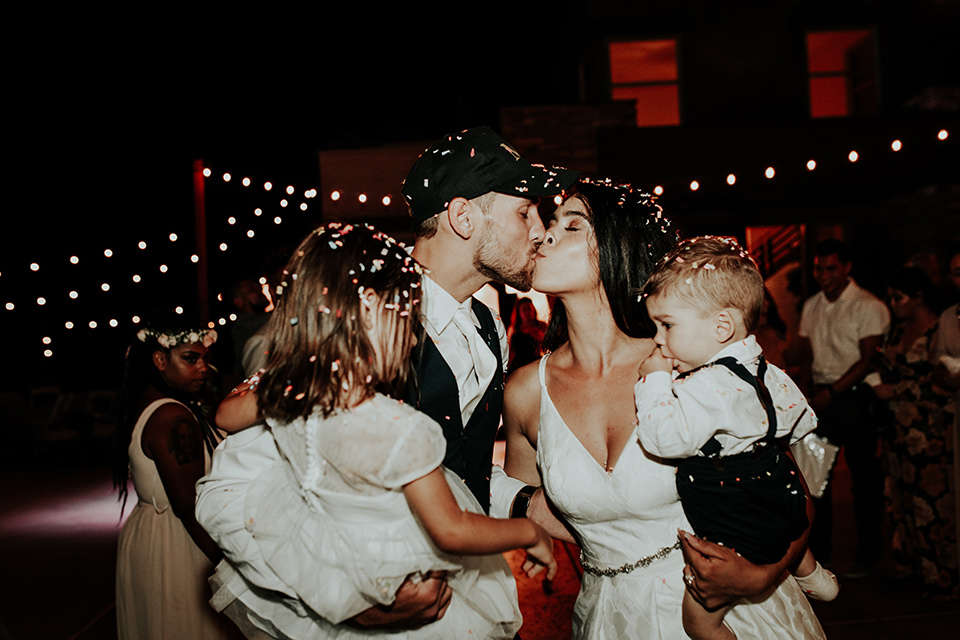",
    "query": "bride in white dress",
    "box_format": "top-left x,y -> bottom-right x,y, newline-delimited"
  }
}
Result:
503,179 -> 826,639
